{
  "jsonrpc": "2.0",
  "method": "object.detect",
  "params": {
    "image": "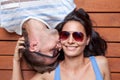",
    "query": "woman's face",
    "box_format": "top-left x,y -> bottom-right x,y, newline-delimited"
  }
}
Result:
60,21 -> 90,57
